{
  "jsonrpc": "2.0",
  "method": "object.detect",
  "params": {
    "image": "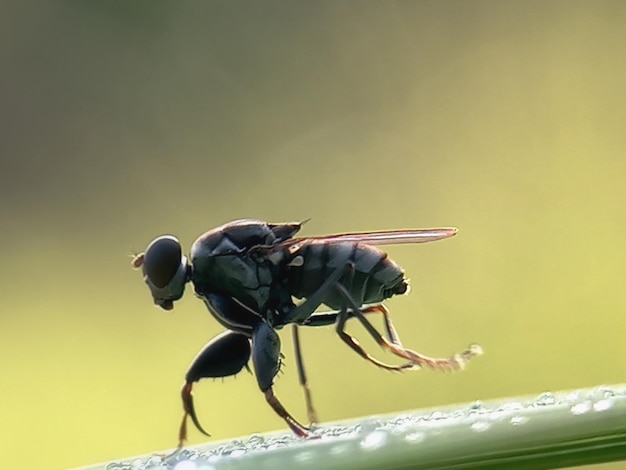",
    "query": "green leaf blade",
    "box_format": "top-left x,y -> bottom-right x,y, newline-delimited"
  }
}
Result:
76,384 -> 626,470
